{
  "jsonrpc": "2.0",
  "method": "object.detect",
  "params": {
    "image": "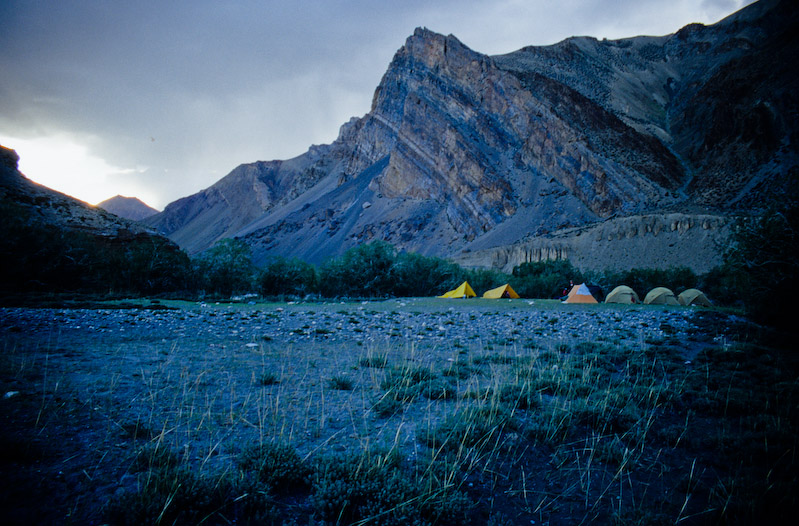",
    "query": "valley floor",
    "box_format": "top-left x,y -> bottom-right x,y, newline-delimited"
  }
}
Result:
1,299 -> 796,525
